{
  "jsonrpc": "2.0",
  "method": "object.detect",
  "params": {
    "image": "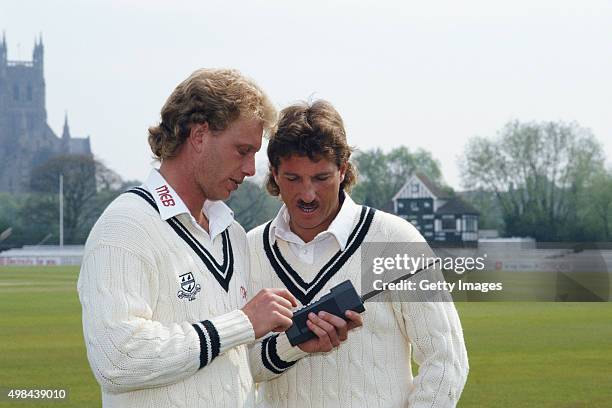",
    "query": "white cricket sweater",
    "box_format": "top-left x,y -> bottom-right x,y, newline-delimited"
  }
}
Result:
247,207 -> 469,408
77,183 -> 256,408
